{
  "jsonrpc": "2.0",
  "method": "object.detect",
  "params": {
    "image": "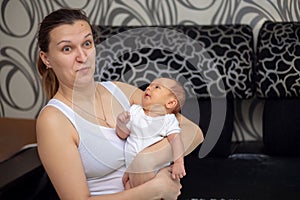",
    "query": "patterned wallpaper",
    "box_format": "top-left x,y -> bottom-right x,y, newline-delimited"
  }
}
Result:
0,0 -> 299,141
